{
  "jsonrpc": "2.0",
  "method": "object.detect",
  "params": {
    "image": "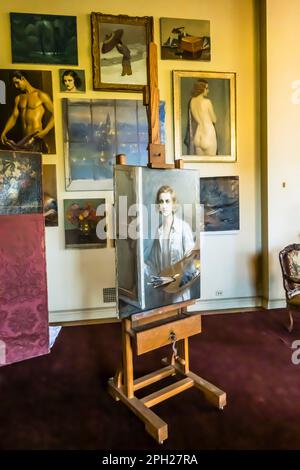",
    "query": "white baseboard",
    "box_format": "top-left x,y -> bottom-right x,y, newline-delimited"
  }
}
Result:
49,305 -> 117,324
49,296 -> 286,325
188,296 -> 262,313
261,297 -> 286,309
